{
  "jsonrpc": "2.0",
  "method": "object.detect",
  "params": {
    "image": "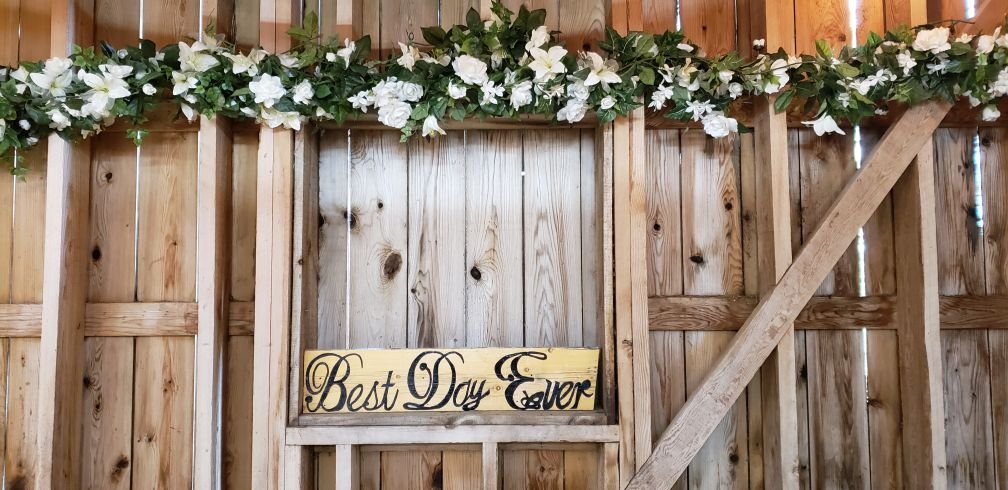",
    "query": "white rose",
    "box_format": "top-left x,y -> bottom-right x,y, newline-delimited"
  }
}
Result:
142,83 -> 157,95
377,99 -> 412,128
249,74 -> 286,107
728,82 -> 743,98
977,33 -> 996,54
447,81 -> 468,99
372,78 -> 404,107
292,79 -> 314,105
718,70 -> 733,84
912,27 -> 951,54
509,80 -> 533,109
983,105 -> 1001,122
557,98 -> 588,123
452,55 -> 489,85
567,80 -> 590,101
802,114 -> 846,136
599,96 -> 615,110
526,26 -> 550,52
701,112 -> 738,138
325,52 -> 337,62
422,115 -> 446,137
400,82 -> 424,102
